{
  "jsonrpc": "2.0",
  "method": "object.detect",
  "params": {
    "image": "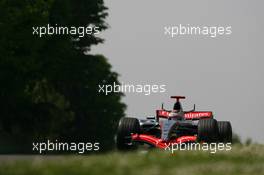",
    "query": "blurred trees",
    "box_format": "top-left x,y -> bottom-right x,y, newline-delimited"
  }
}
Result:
0,0 -> 125,153
232,133 -> 242,145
